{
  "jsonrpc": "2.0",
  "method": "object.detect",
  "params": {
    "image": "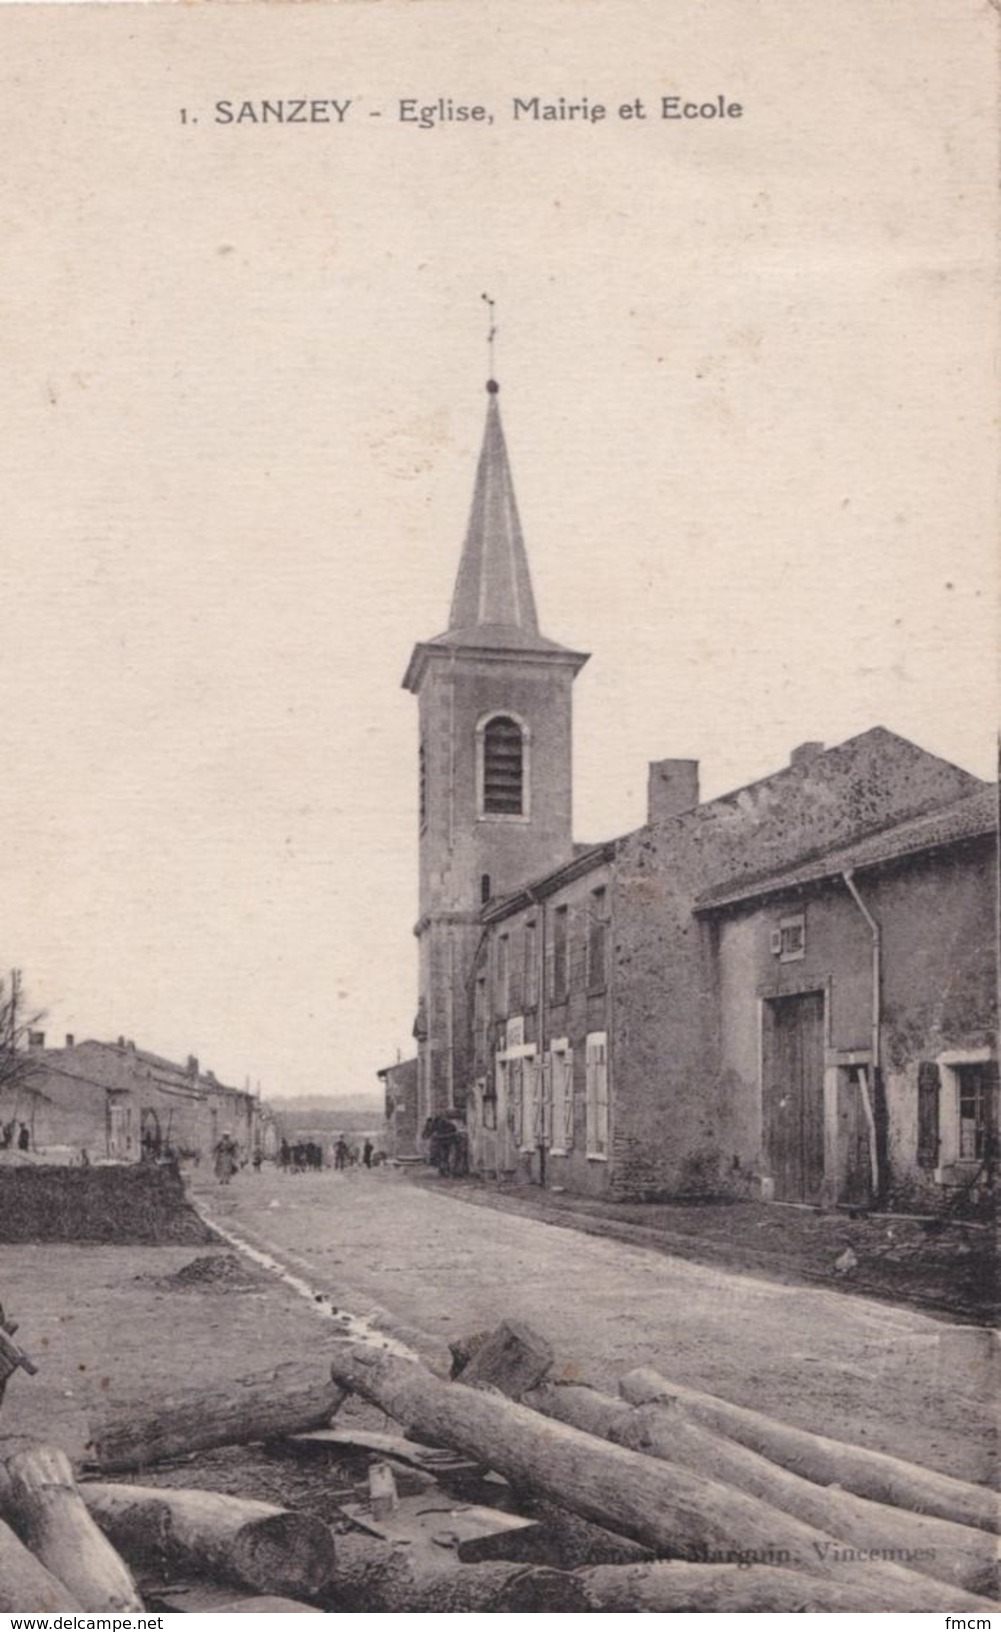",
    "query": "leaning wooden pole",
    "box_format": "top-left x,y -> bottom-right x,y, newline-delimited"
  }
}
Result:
527,1380 -> 998,1600
327,1345 -> 994,1611
620,1366 -> 1000,1536
80,1481 -> 337,1599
